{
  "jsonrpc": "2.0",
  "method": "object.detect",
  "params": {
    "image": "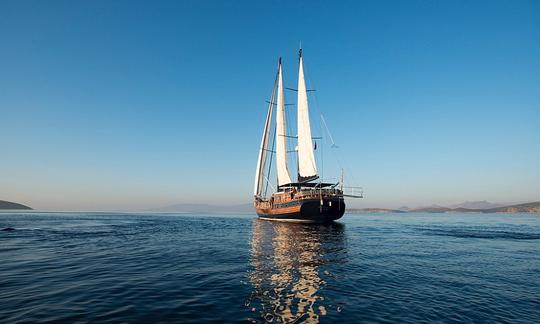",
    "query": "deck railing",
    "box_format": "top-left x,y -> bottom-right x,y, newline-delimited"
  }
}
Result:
256,187 -> 357,209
